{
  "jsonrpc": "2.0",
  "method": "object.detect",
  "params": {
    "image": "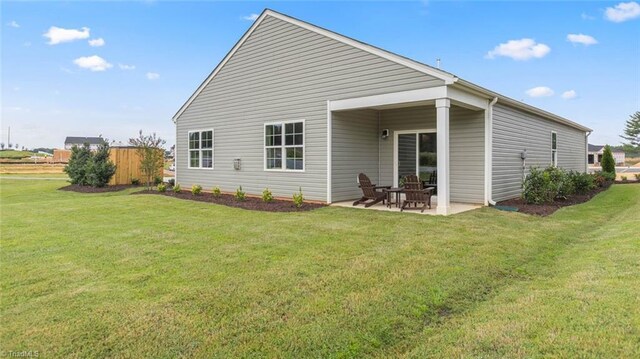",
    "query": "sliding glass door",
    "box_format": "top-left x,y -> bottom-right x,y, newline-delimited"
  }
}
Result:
395,130 -> 437,186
